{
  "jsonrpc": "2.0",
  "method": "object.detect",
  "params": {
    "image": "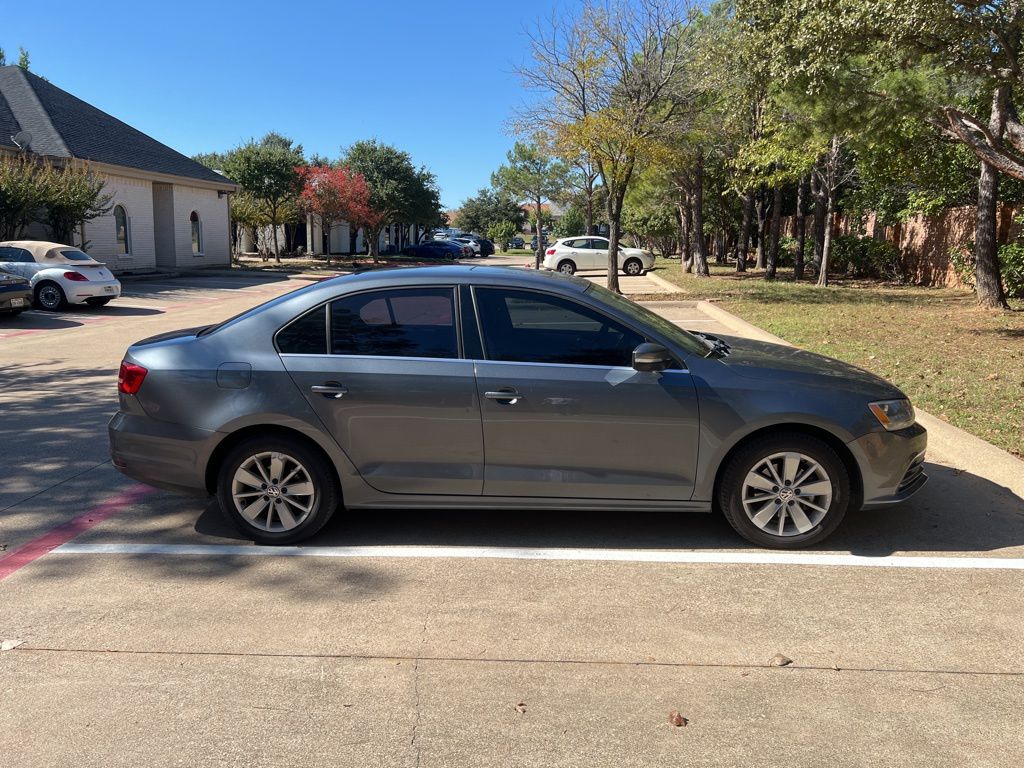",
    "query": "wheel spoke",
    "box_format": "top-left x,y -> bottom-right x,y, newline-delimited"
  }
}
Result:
776,508 -> 787,535
240,496 -> 269,522
252,457 -> 272,484
281,495 -> 310,514
745,473 -> 776,493
798,480 -> 832,497
276,504 -> 297,529
269,453 -> 285,482
751,501 -> 777,528
764,458 -> 784,486
797,497 -> 828,515
788,504 -> 814,533
782,453 -> 801,484
285,481 -> 314,497
235,468 -> 264,490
